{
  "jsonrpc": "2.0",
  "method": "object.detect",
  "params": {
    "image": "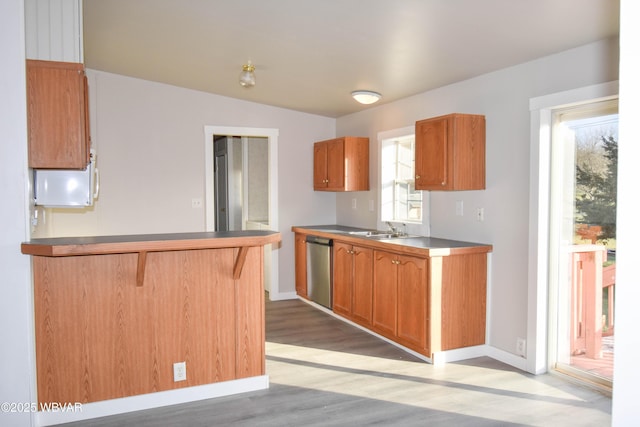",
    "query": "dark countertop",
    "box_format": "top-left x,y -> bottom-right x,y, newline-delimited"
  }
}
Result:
22,230 -> 282,257
291,225 -> 492,257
